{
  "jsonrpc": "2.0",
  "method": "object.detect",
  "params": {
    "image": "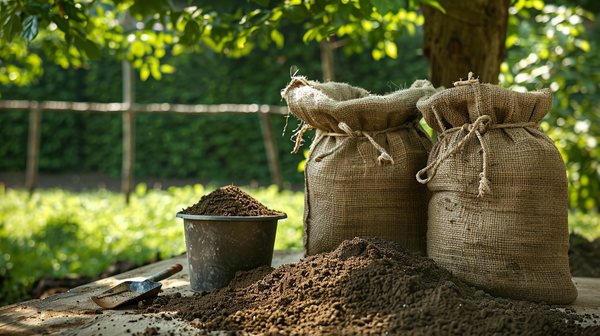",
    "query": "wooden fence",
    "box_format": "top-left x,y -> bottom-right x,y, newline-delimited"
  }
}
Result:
0,100 -> 289,202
